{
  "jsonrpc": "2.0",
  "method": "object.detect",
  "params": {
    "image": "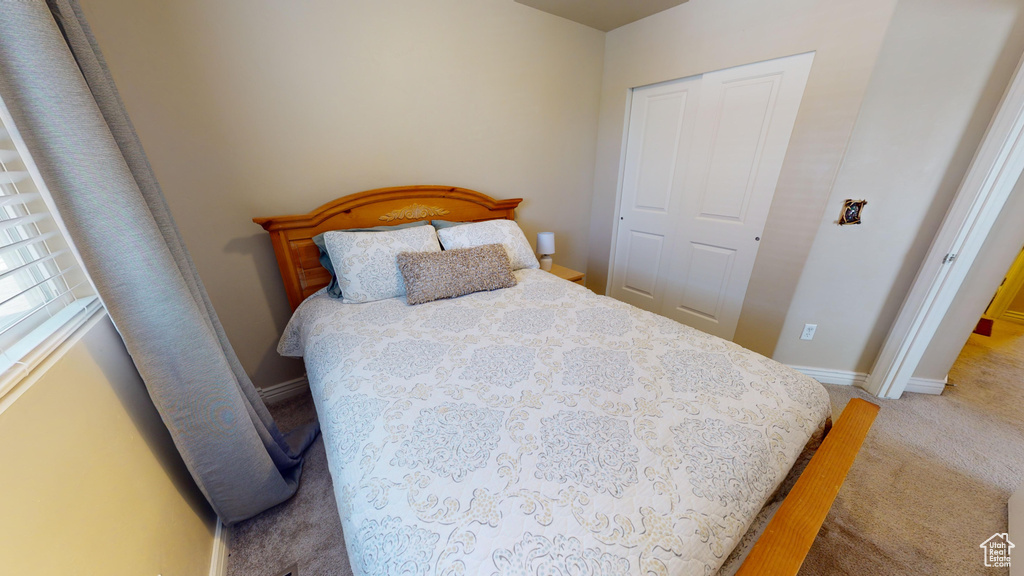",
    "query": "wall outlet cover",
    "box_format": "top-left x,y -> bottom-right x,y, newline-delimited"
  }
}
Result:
801,324 -> 817,340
